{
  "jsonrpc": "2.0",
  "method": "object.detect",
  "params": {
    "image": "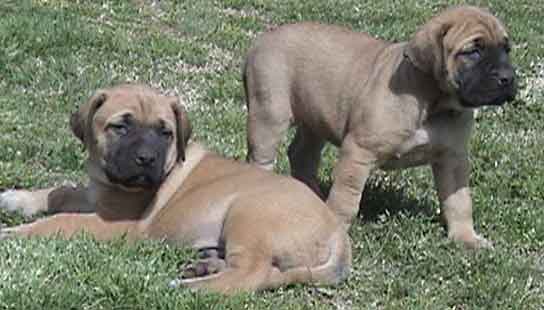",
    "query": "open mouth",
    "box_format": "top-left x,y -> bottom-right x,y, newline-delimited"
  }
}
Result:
122,174 -> 164,189
105,169 -> 159,189
126,175 -> 152,186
